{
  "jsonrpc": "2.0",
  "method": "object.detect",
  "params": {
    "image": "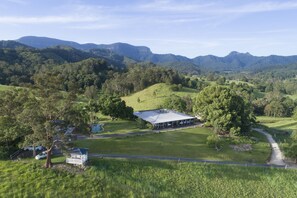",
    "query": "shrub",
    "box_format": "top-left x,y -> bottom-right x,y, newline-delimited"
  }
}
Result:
230,127 -> 241,136
286,143 -> 297,163
206,134 -> 223,150
136,118 -> 147,129
146,123 -> 154,130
